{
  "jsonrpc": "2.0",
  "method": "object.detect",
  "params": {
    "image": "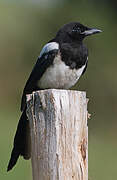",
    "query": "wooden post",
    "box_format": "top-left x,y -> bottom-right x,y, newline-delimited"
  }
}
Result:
26,89 -> 88,180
